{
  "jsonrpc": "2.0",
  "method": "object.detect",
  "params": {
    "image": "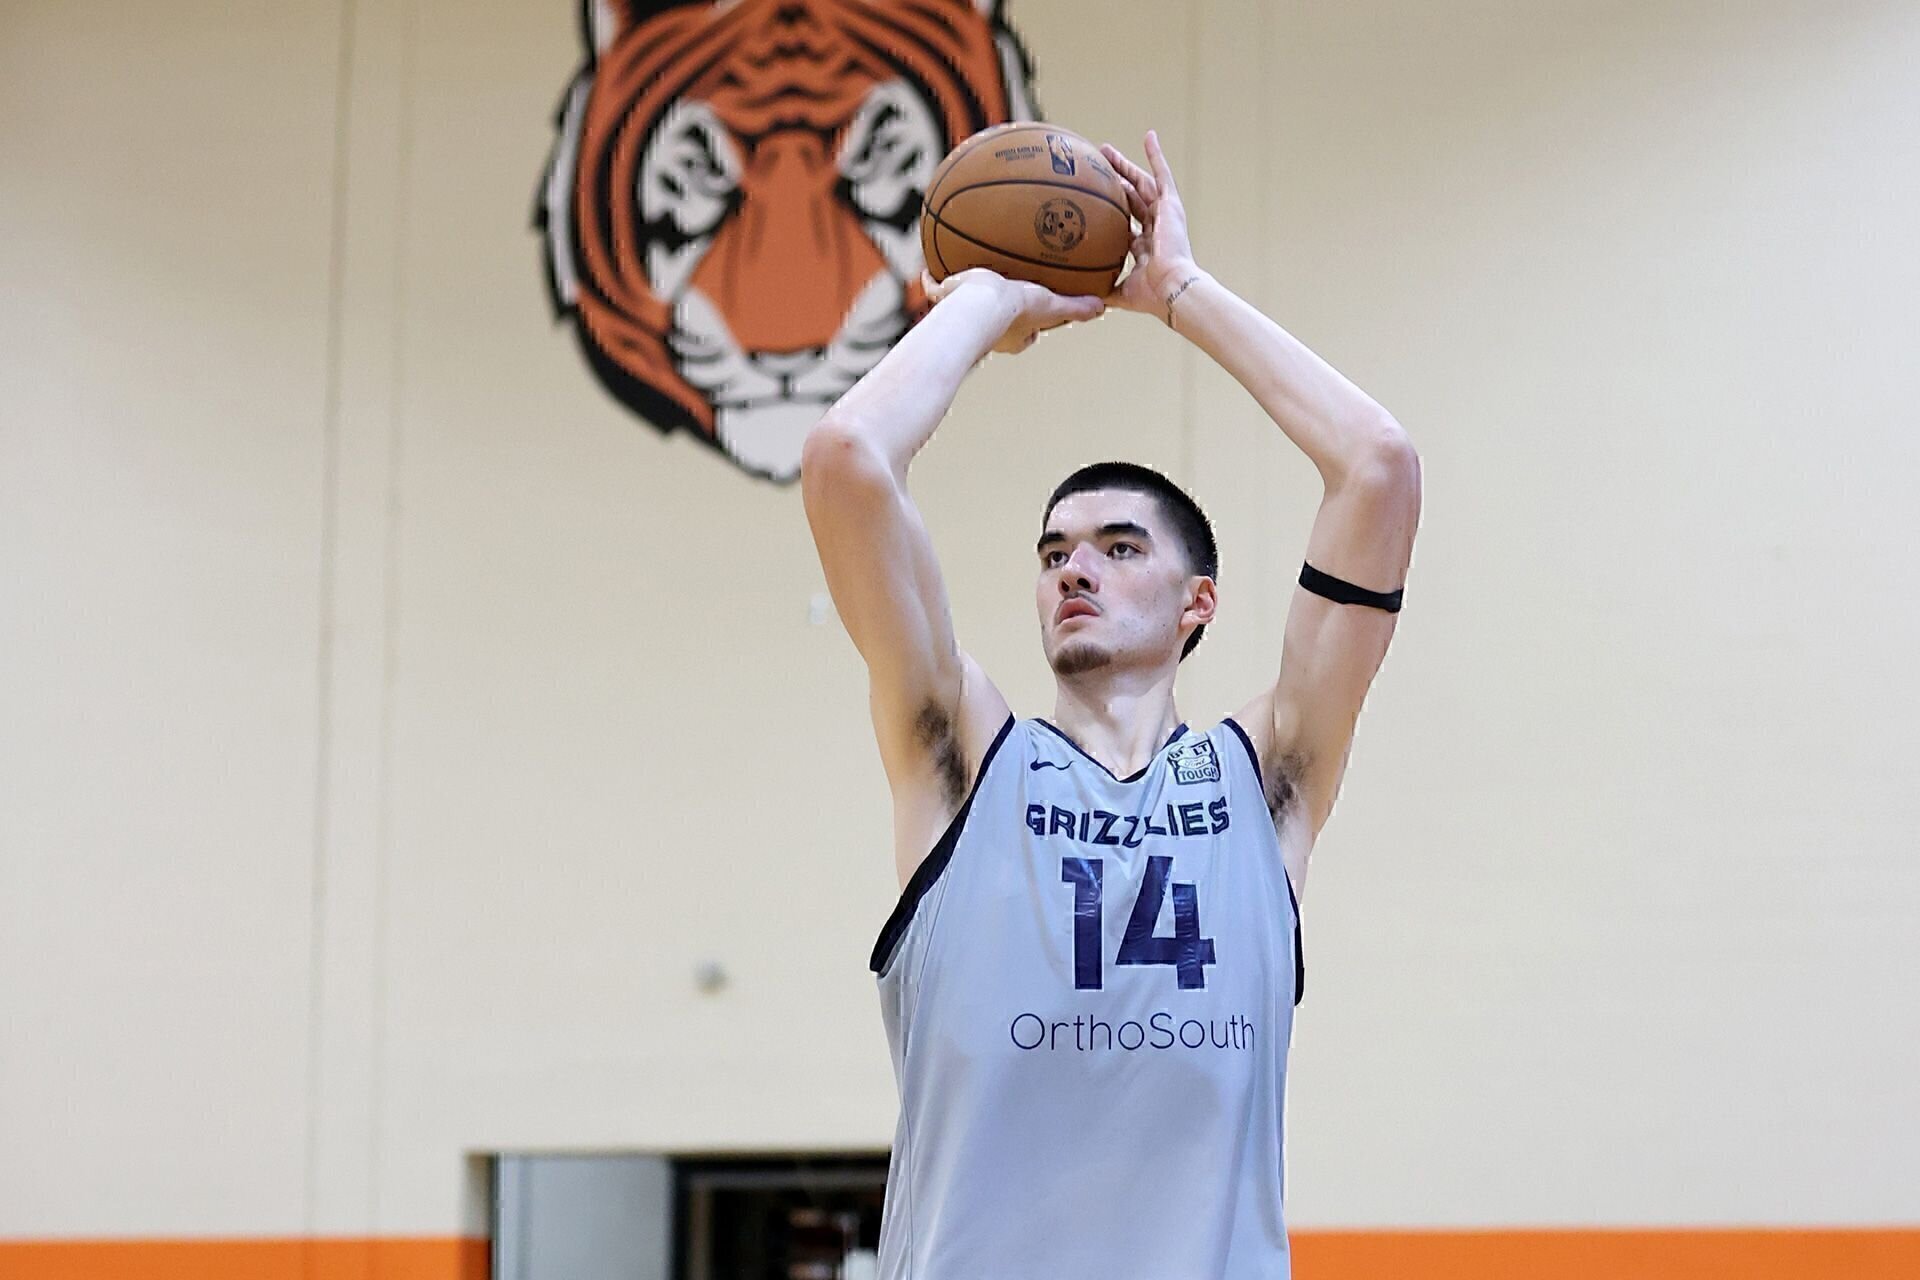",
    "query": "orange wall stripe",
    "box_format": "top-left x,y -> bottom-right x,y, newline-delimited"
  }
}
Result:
1291,1229 -> 1920,1279
4,1230 -> 1918,1279
0,1238 -> 488,1280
